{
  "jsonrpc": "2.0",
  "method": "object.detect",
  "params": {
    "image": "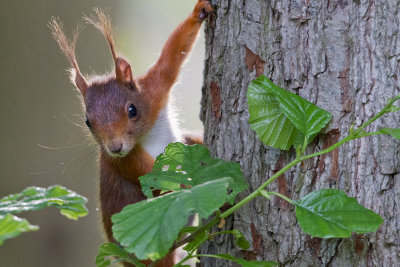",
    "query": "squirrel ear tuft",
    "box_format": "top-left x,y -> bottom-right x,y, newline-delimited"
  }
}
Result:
84,10 -> 138,91
115,57 -> 137,90
49,18 -> 88,94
